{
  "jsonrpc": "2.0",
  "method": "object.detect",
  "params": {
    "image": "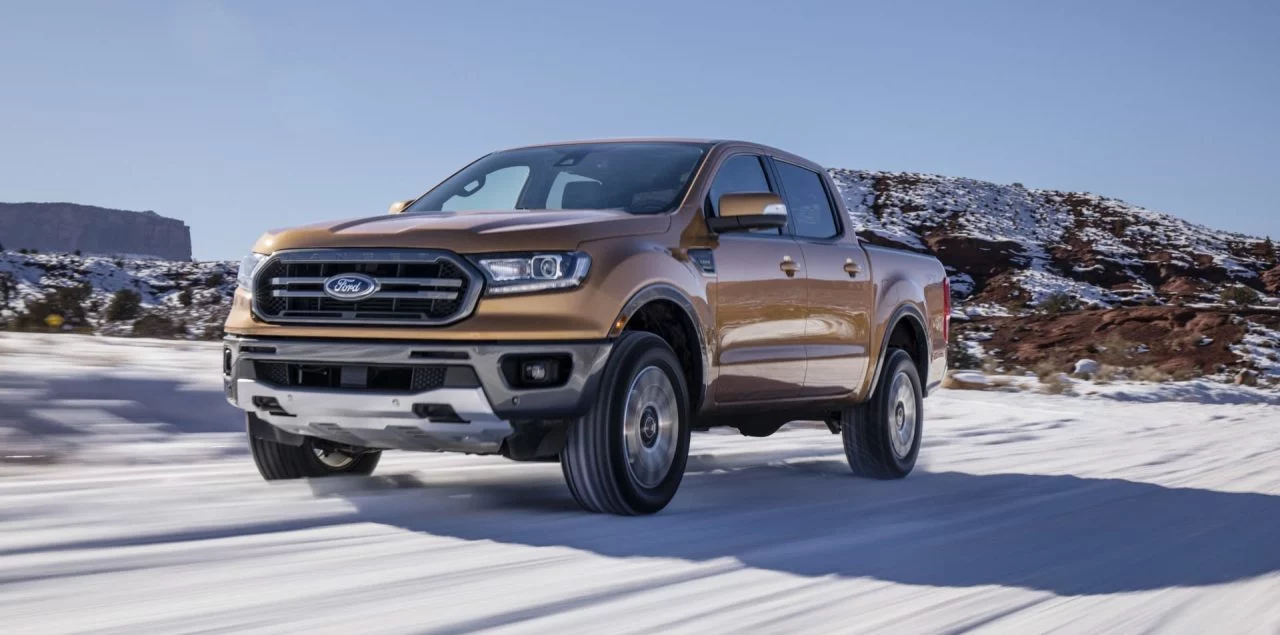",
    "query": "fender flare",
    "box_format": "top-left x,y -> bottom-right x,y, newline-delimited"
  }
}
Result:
612,283 -> 712,411
866,303 -> 931,398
